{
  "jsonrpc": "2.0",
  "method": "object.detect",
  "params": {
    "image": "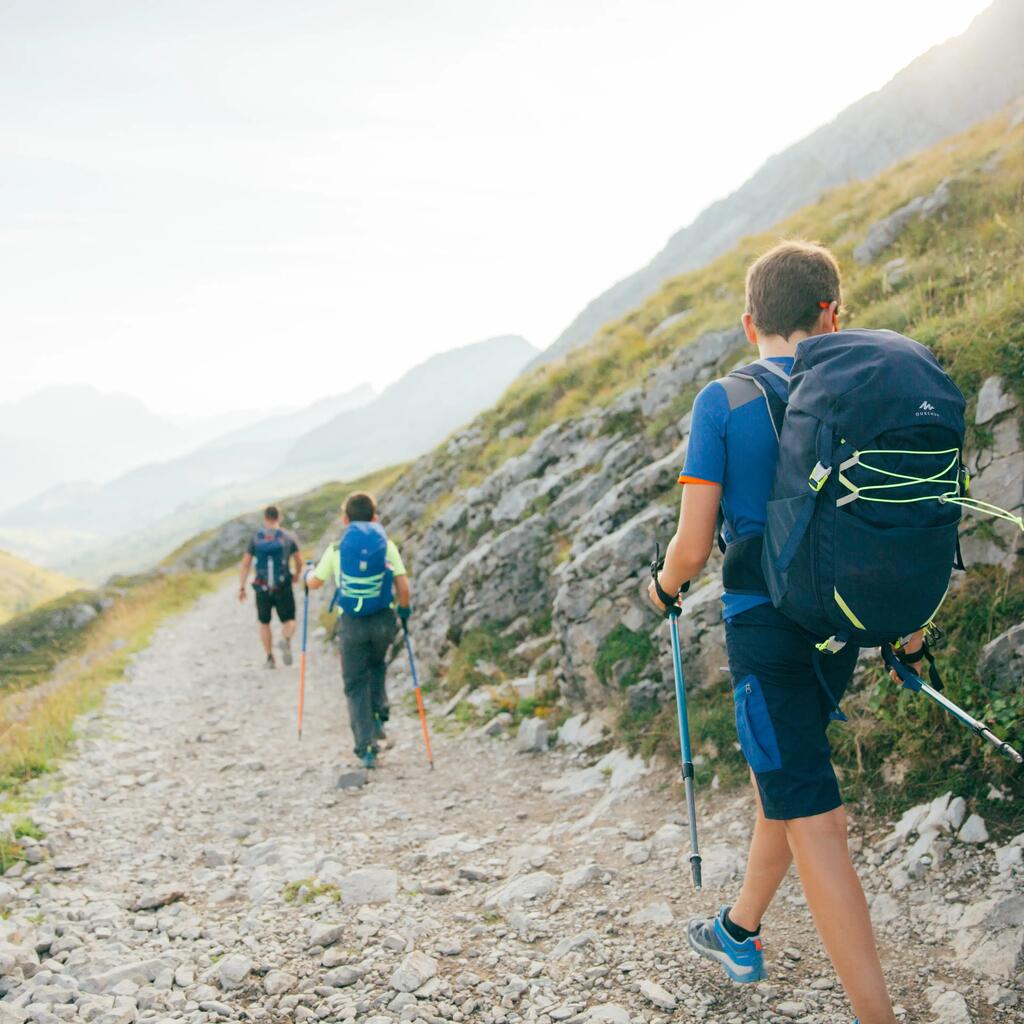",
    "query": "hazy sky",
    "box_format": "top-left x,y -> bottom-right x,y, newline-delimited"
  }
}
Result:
1,0 -> 990,417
